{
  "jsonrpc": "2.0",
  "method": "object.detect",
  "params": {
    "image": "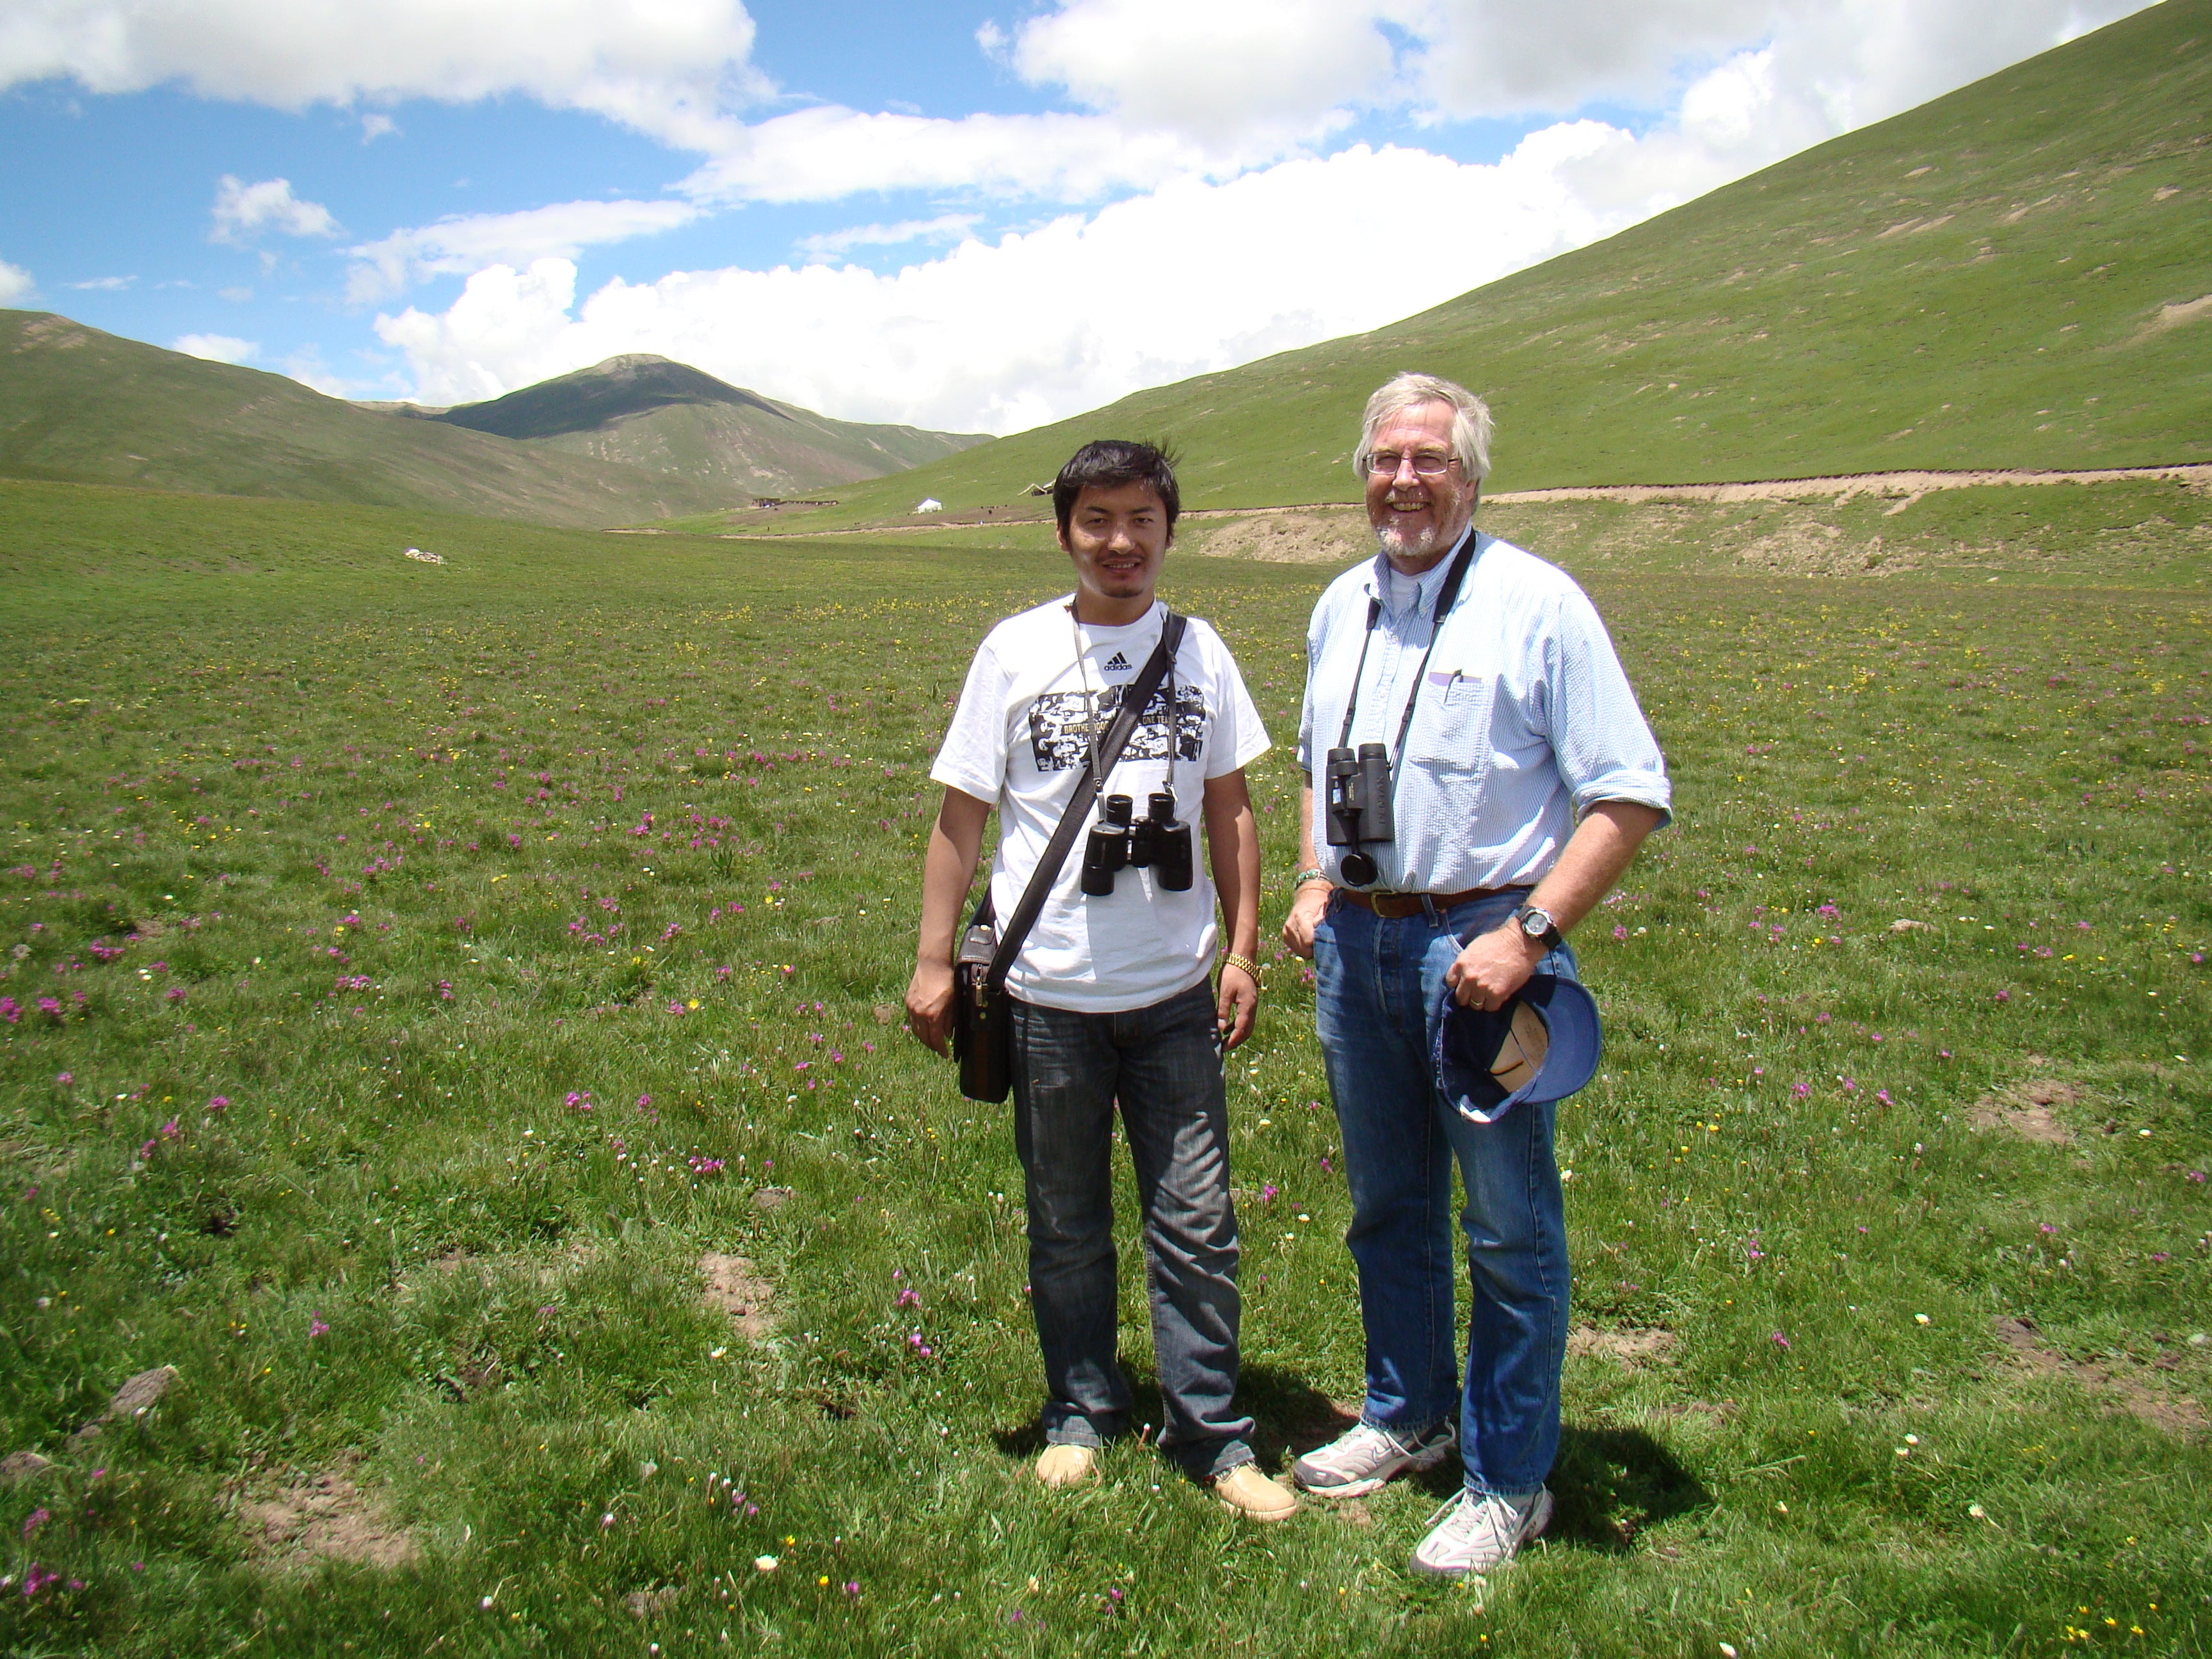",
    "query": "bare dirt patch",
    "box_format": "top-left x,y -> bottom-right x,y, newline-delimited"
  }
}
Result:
1991,1316 -> 2204,1437
239,1458 -> 419,1570
1569,1324 -> 1678,1365
700,1253 -> 777,1340
76,1365 -> 177,1440
1,1450 -> 54,1486
1735,518 -> 1909,577
1971,1077 -> 2082,1145
1485,462 -> 2212,506
626,1585 -> 682,1618
1185,507 -> 1367,565
2133,293 -> 2212,340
